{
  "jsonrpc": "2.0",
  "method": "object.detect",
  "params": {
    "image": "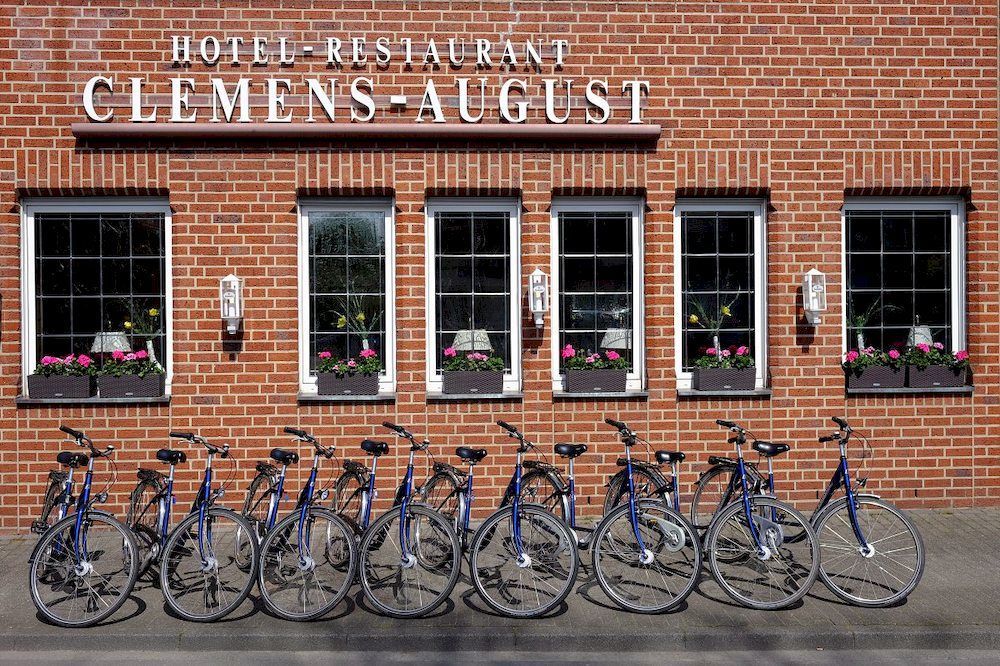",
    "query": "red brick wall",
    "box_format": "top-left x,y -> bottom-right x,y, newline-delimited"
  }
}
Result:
1,1 -> 997,531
